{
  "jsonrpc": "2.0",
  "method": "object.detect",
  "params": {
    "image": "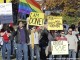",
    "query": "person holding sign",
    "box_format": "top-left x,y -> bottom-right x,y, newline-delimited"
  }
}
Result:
15,21 -> 29,60
65,28 -> 78,60
56,31 -> 67,41
29,27 -> 40,60
55,30 -> 67,60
